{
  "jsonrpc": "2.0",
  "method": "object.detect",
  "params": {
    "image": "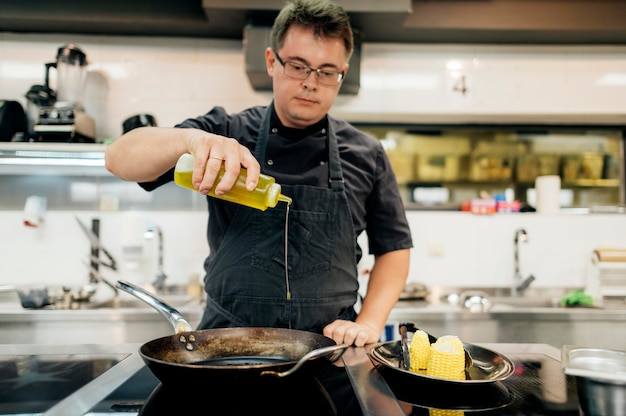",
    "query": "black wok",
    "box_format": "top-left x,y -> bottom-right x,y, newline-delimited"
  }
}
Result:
115,280 -> 348,386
